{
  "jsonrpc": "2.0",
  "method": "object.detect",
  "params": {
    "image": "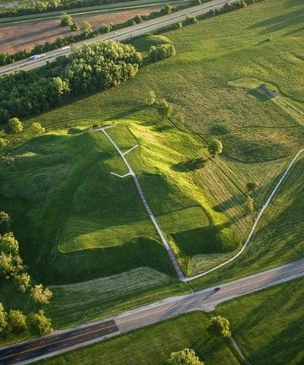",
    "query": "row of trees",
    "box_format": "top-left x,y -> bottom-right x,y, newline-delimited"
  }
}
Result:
0,0 -> 141,17
0,0 -> 265,66
0,40 -> 142,123
0,230 -> 53,303
0,305 -> 52,337
0,210 -> 53,338
60,12 -> 92,33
